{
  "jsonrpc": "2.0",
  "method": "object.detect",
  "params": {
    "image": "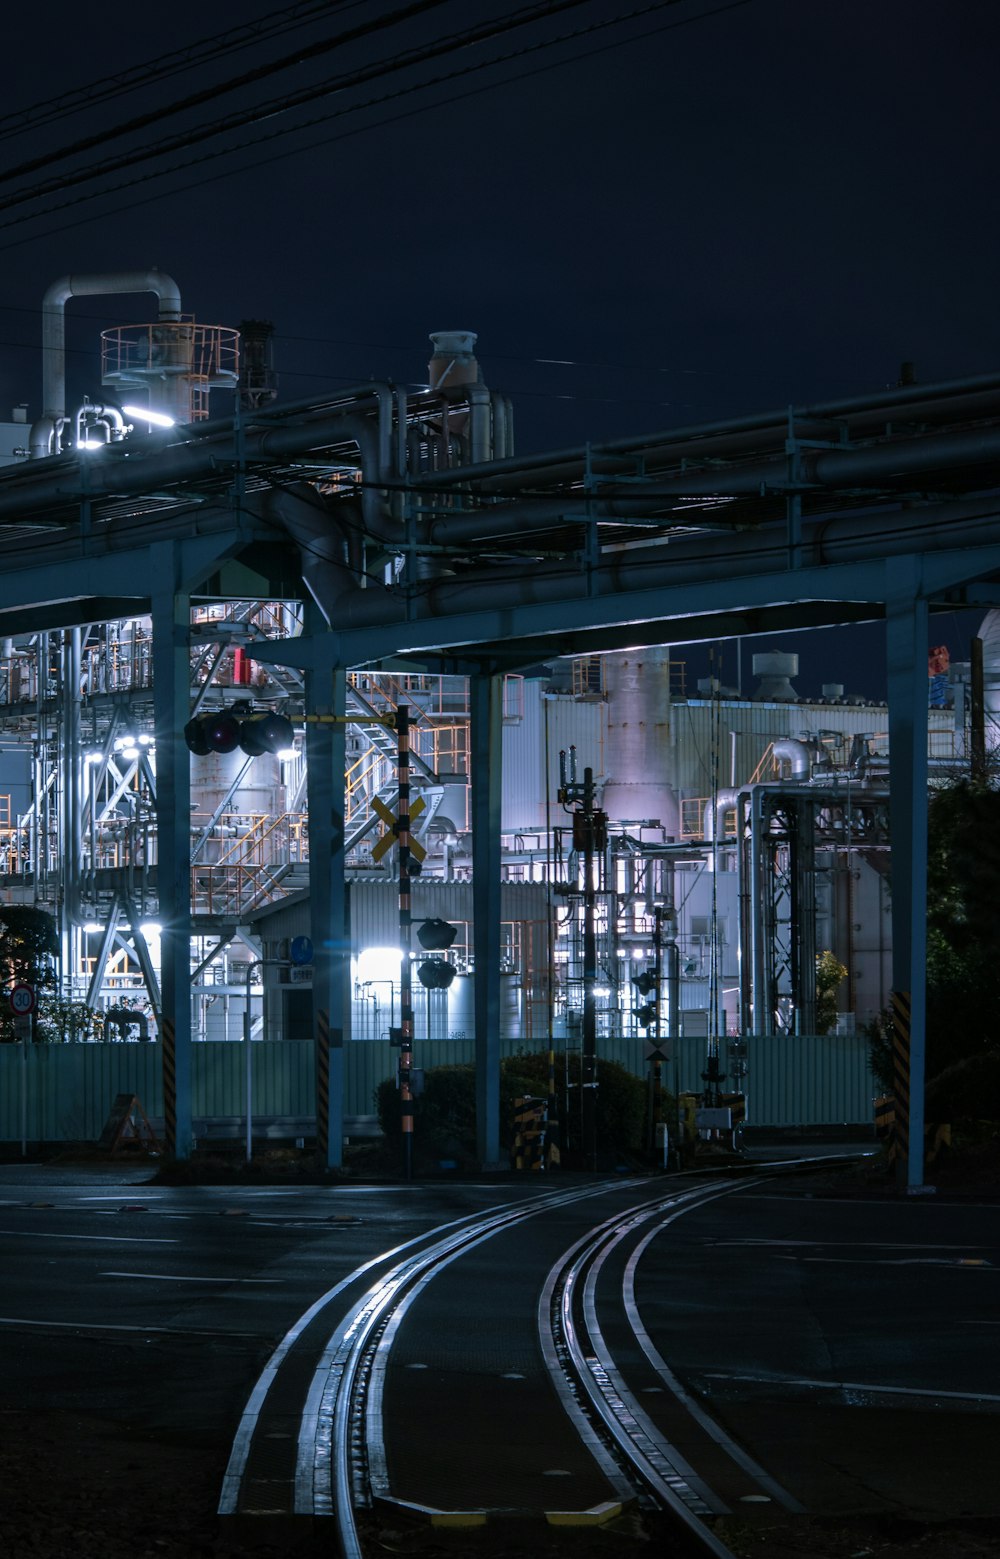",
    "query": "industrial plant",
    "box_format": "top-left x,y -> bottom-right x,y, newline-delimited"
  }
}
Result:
0,269 -> 995,1181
